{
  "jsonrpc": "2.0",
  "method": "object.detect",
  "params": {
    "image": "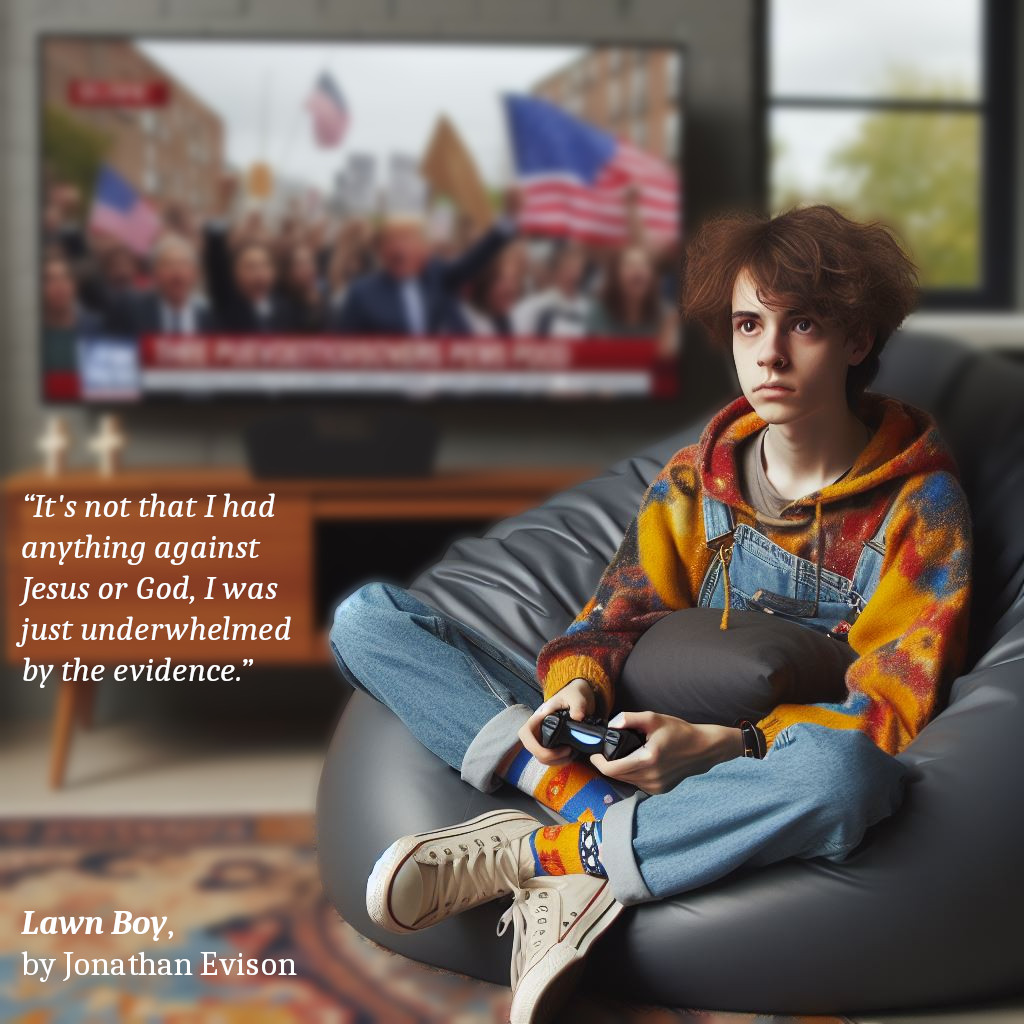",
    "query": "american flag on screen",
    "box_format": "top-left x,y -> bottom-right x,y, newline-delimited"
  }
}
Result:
87,165 -> 161,255
306,71 -> 350,148
504,95 -> 679,245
